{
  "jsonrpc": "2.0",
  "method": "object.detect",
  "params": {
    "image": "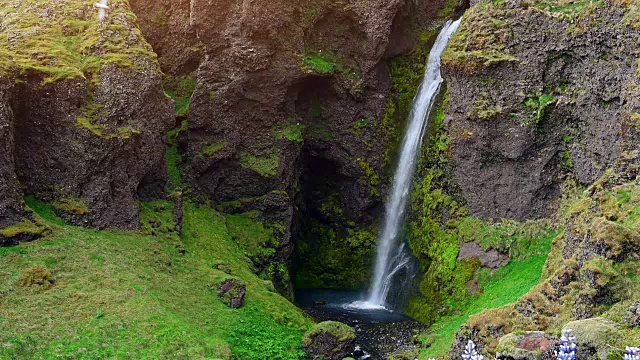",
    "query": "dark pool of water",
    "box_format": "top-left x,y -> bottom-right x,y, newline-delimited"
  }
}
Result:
296,289 -> 426,360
